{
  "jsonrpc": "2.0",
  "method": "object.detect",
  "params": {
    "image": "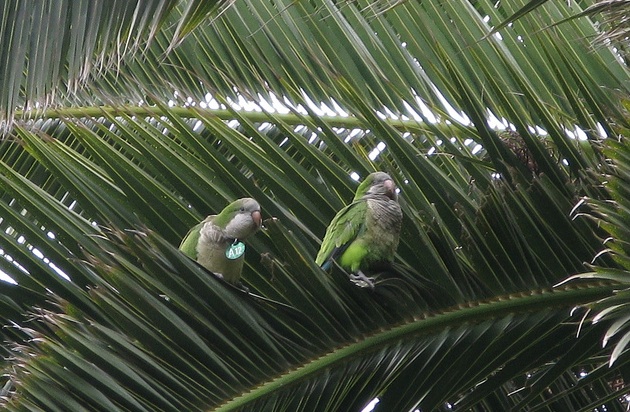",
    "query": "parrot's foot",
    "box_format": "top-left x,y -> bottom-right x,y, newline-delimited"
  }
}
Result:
349,271 -> 375,289
216,273 -> 249,293
236,282 -> 250,294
